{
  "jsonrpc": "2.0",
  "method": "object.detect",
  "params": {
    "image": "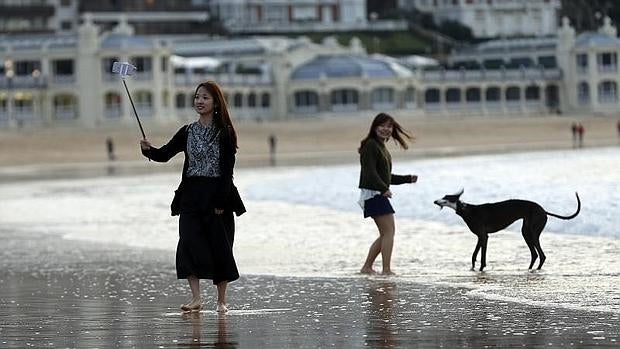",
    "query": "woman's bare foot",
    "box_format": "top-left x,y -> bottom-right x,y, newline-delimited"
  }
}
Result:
181,297 -> 202,312
360,267 -> 377,275
216,303 -> 229,313
381,270 -> 395,276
